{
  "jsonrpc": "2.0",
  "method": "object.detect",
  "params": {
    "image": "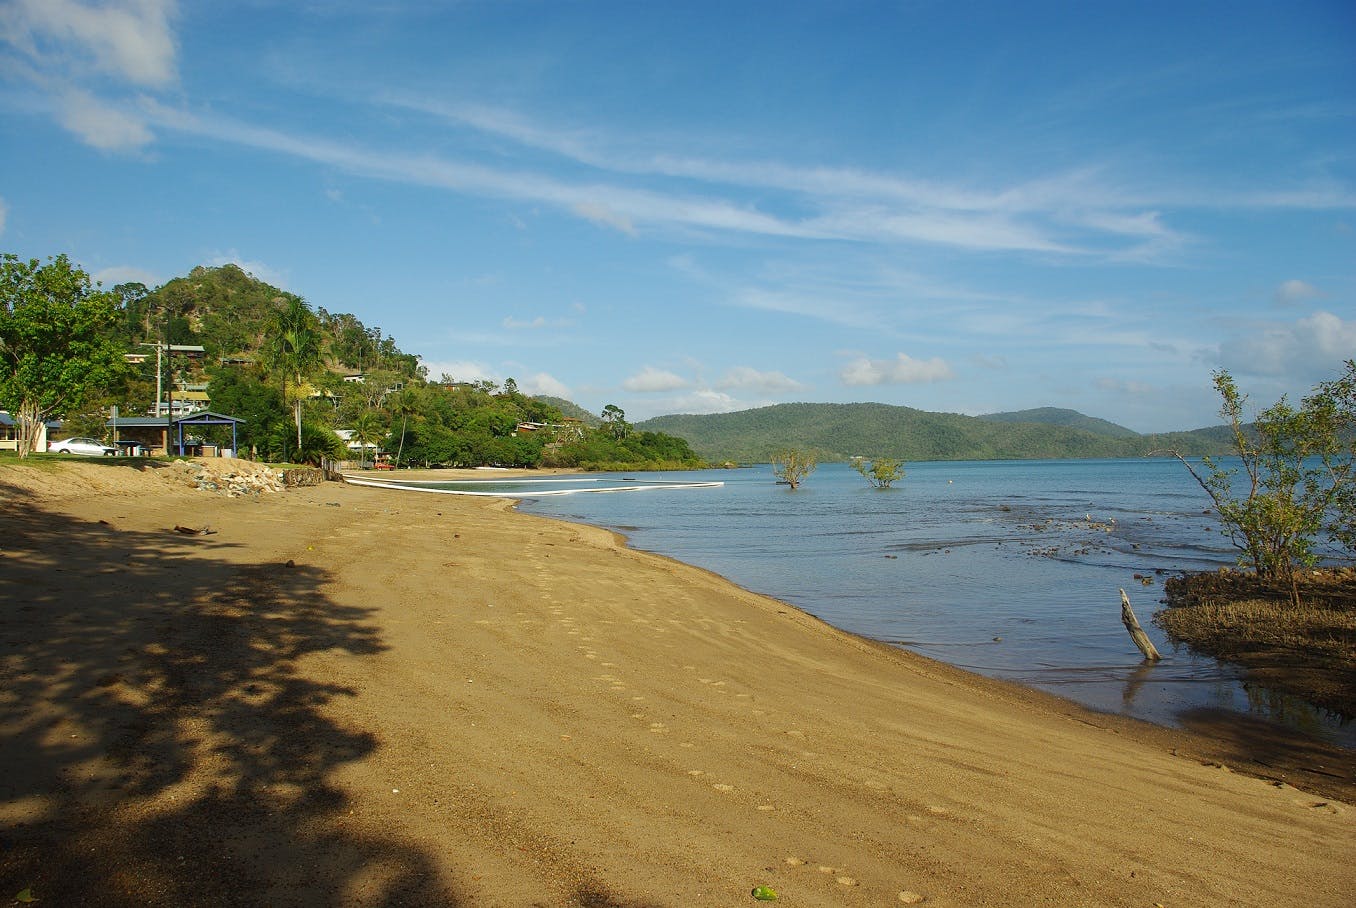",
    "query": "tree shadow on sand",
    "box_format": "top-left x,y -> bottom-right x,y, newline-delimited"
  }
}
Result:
0,493 -> 460,905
